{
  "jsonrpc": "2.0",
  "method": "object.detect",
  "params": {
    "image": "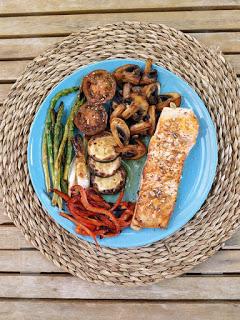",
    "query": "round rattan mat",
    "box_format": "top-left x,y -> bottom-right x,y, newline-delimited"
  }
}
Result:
0,22 -> 239,285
